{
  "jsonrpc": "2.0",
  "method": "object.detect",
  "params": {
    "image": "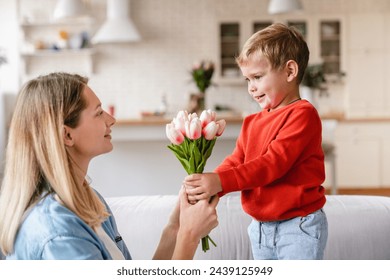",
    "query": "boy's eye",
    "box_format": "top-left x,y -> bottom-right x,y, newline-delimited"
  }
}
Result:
254,75 -> 262,80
